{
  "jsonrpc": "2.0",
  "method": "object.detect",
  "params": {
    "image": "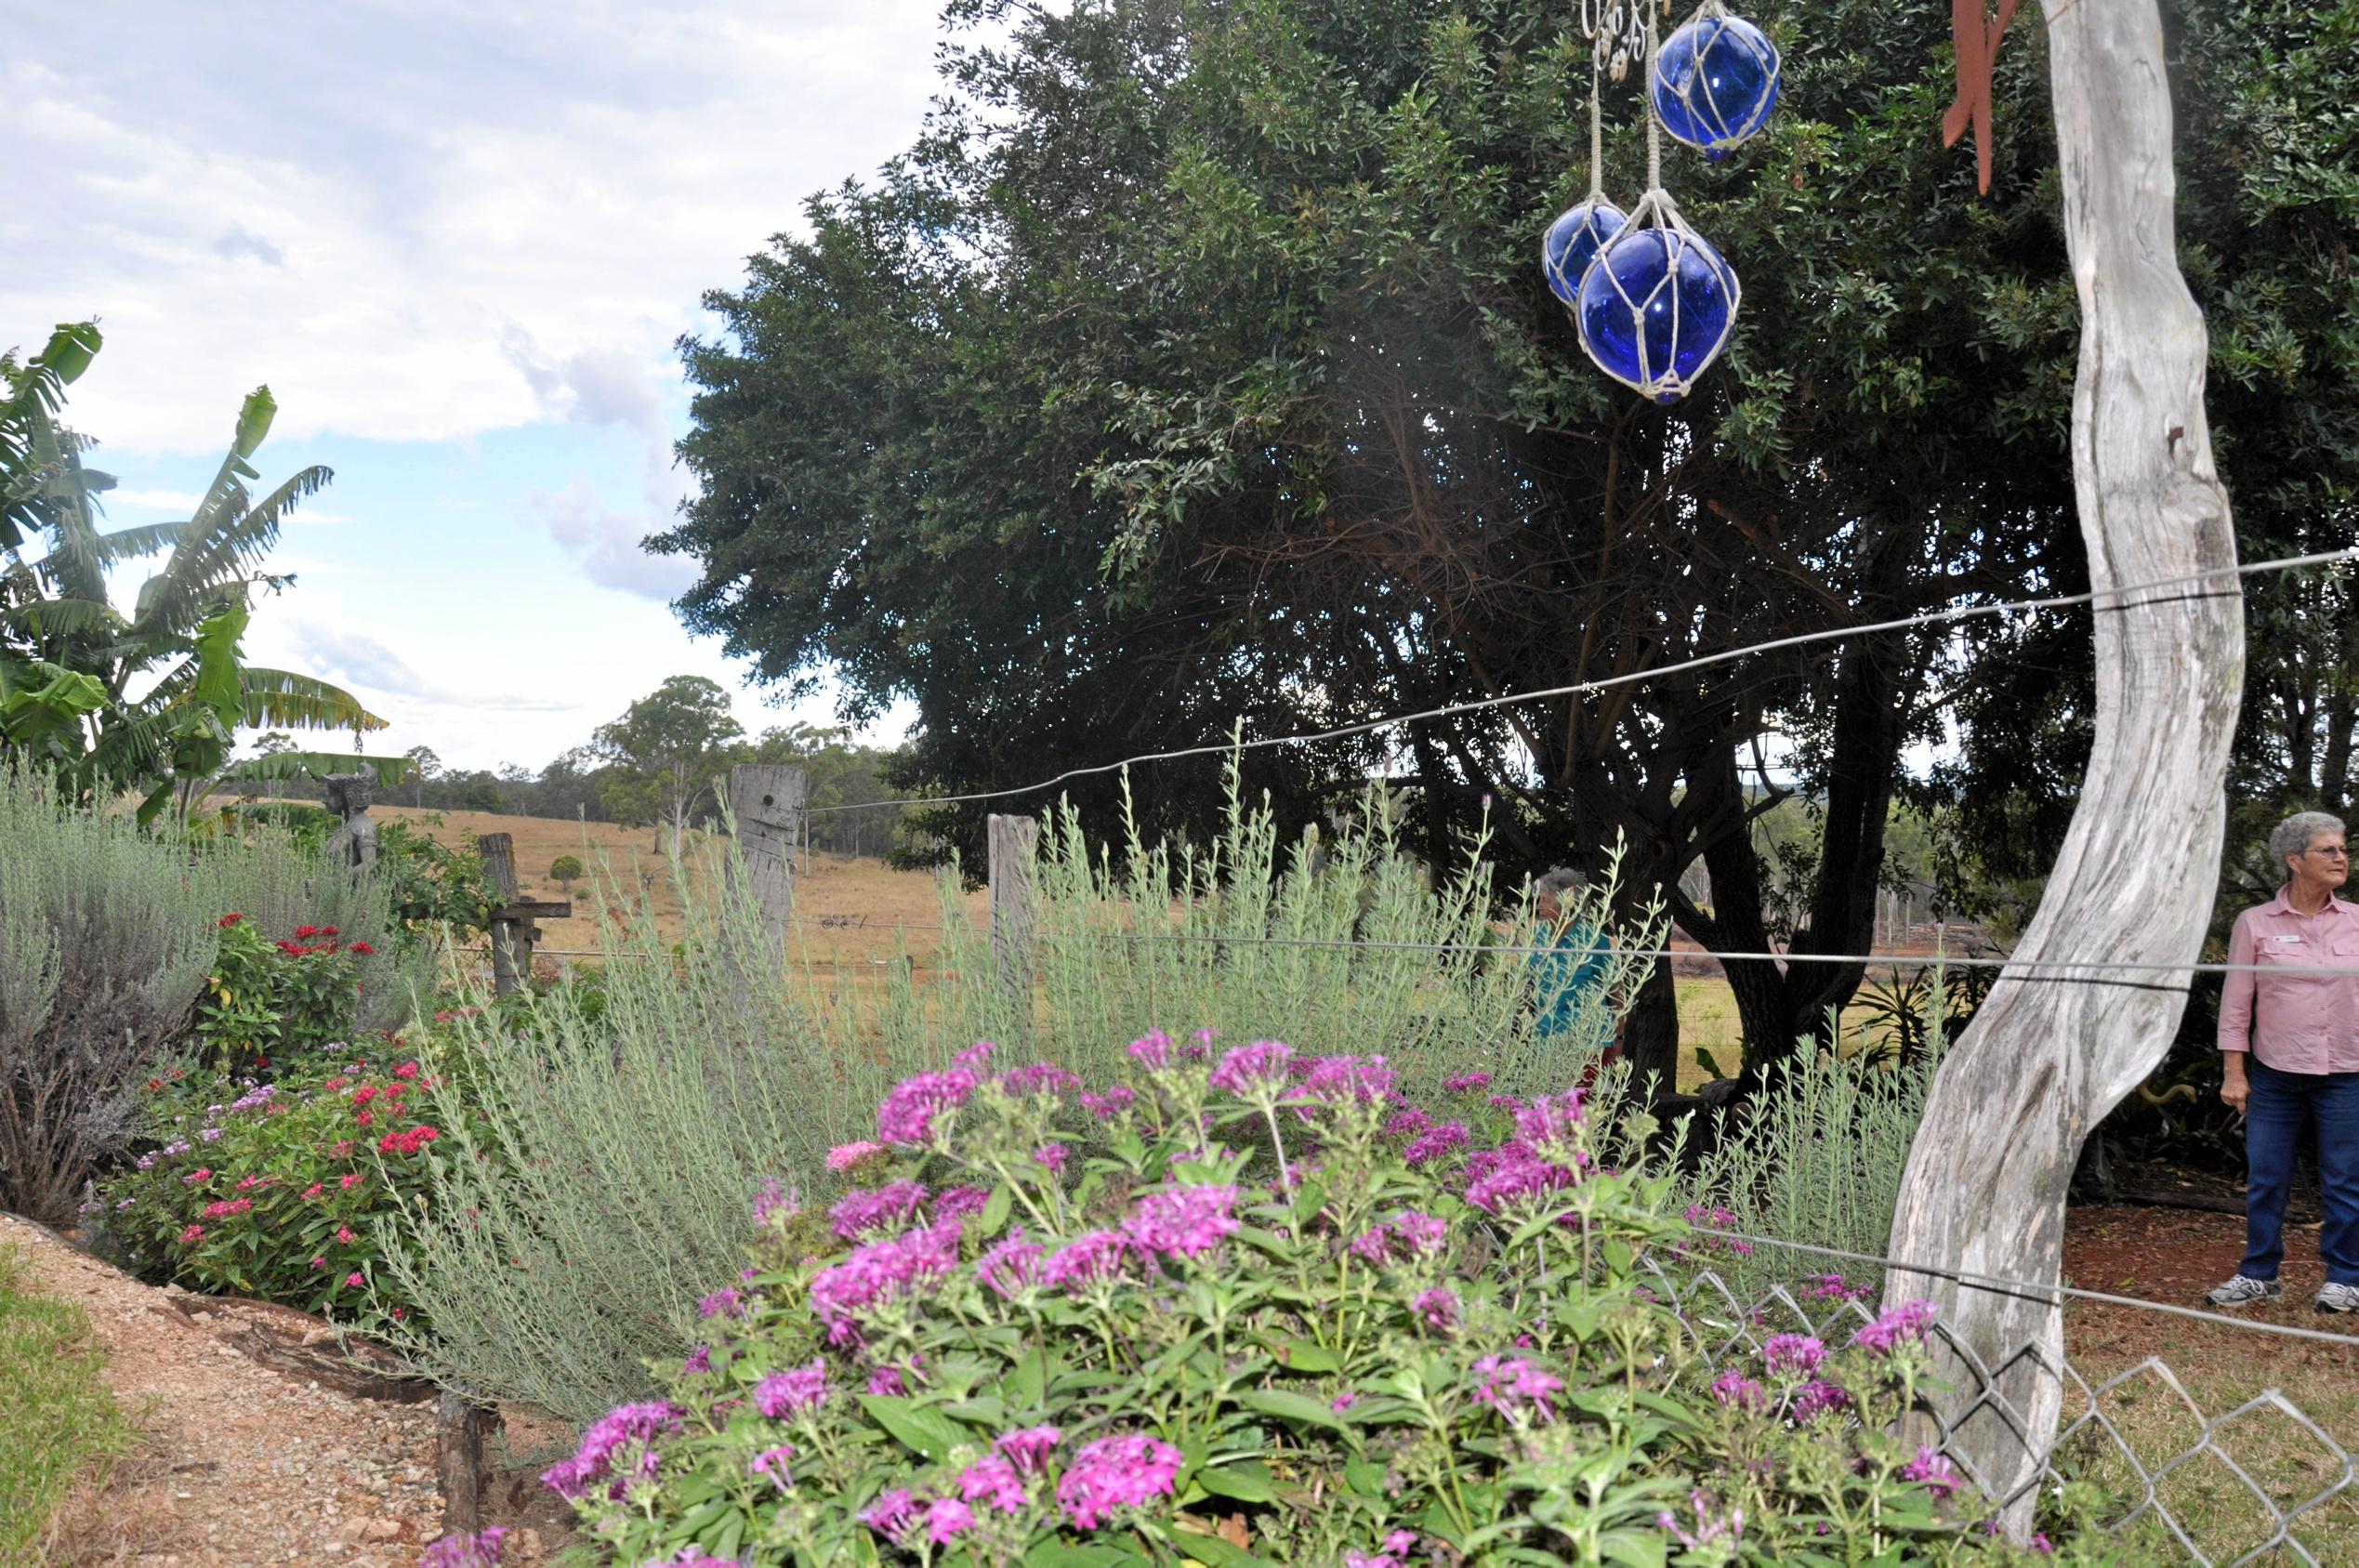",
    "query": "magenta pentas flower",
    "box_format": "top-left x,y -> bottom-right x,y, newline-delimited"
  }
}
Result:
954,1039 -> 997,1071
1385,1107 -> 1436,1140
867,1364 -> 910,1396
831,1179 -> 930,1240
1127,1029 -> 1175,1070
1002,1061 -> 1084,1099
753,1175 -> 799,1226
926,1496 -> 976,1544
1034,1143 -> 1070,1175
697,1287 -> 745,1320
1513,1088 -> 1588,1152
1043,1229 -> 1136,1289
1902,1446 -> 1960,1499
1710,1367 -> 1766,1412
1124,1185 -> 1239,1261
541,1402 -> 682,1499
1345,1532 -> 1419,1568
1760,1334 -> 1825,1377
1289,1053 -> 1396,1108
861,1488 -> 919,1542
808,1222 -> 963,1343
1414,1287 -> 1458,1331
958,1454 -> 1029,1514
1443,1070 -> 1493,1094
1207,1039 -> 1295,1096
1852,1300 -> 1938,1356
1659,1490 -> 1745,1552
1464,1147 -> 1575,1214
1055,1433 -> 1184,1529
1471,1354 -> 1562,1423
1801,1272 -> 1869,1302
682,1345 -> 711,1375
1079,1085 -> 1136,1120
934,1185 -> 991,1220
421,1527 -> 508,1568
749,1443 -> 795,1492
876,1067 -> 980,1147
1795,1378 -> 1852,1421
1404,1121 -> 1470,1167
977,1232 -> 1047,1298
1348,1224 -> 1393,1264
754,1358 -> 828,1418
996,1424 -> 1062,1472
